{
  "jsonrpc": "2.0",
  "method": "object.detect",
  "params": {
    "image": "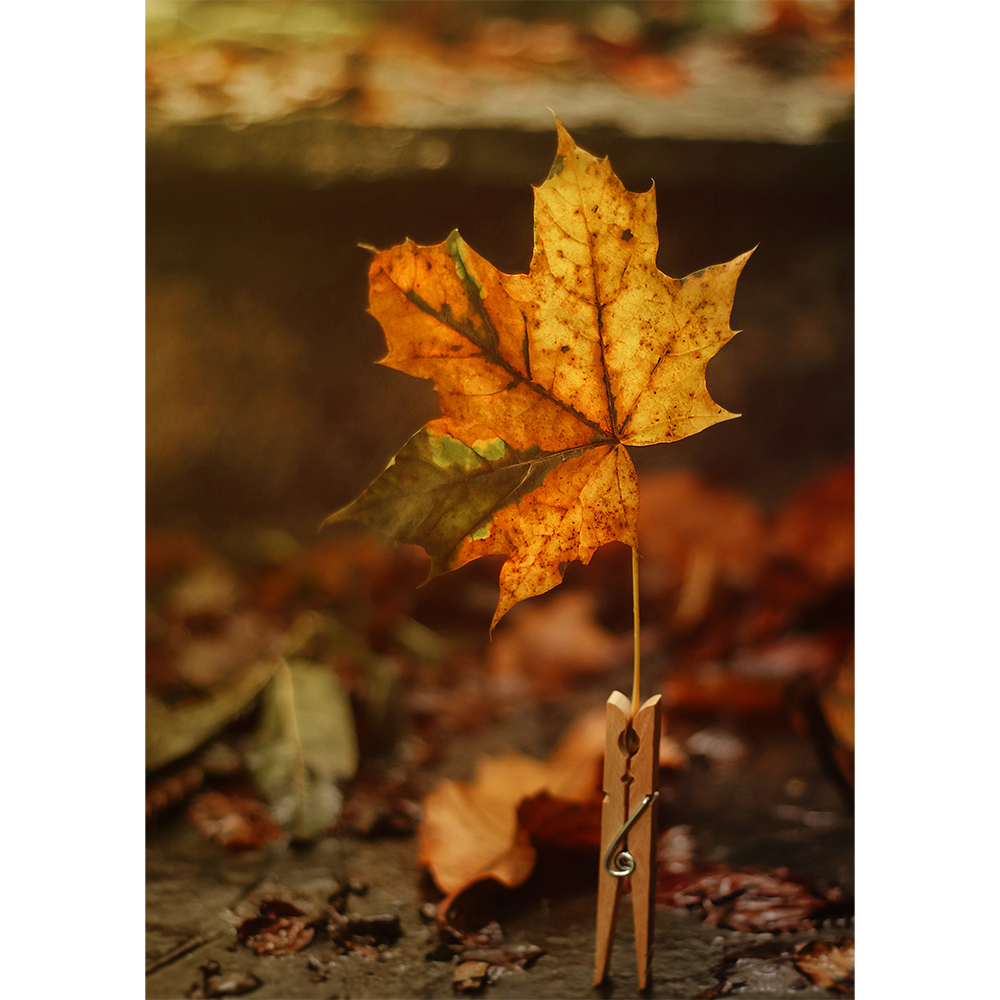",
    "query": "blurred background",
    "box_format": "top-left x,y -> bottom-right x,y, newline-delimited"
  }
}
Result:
147,0 -> 853,535
146,6 -> 855,993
